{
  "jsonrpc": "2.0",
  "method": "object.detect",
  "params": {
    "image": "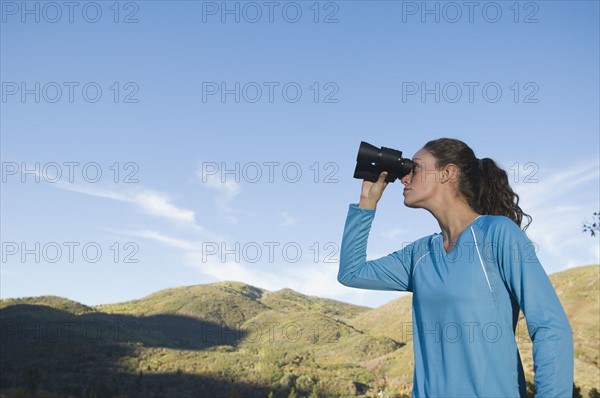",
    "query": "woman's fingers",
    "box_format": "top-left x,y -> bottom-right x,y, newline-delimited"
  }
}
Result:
359,171 -> 389,209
